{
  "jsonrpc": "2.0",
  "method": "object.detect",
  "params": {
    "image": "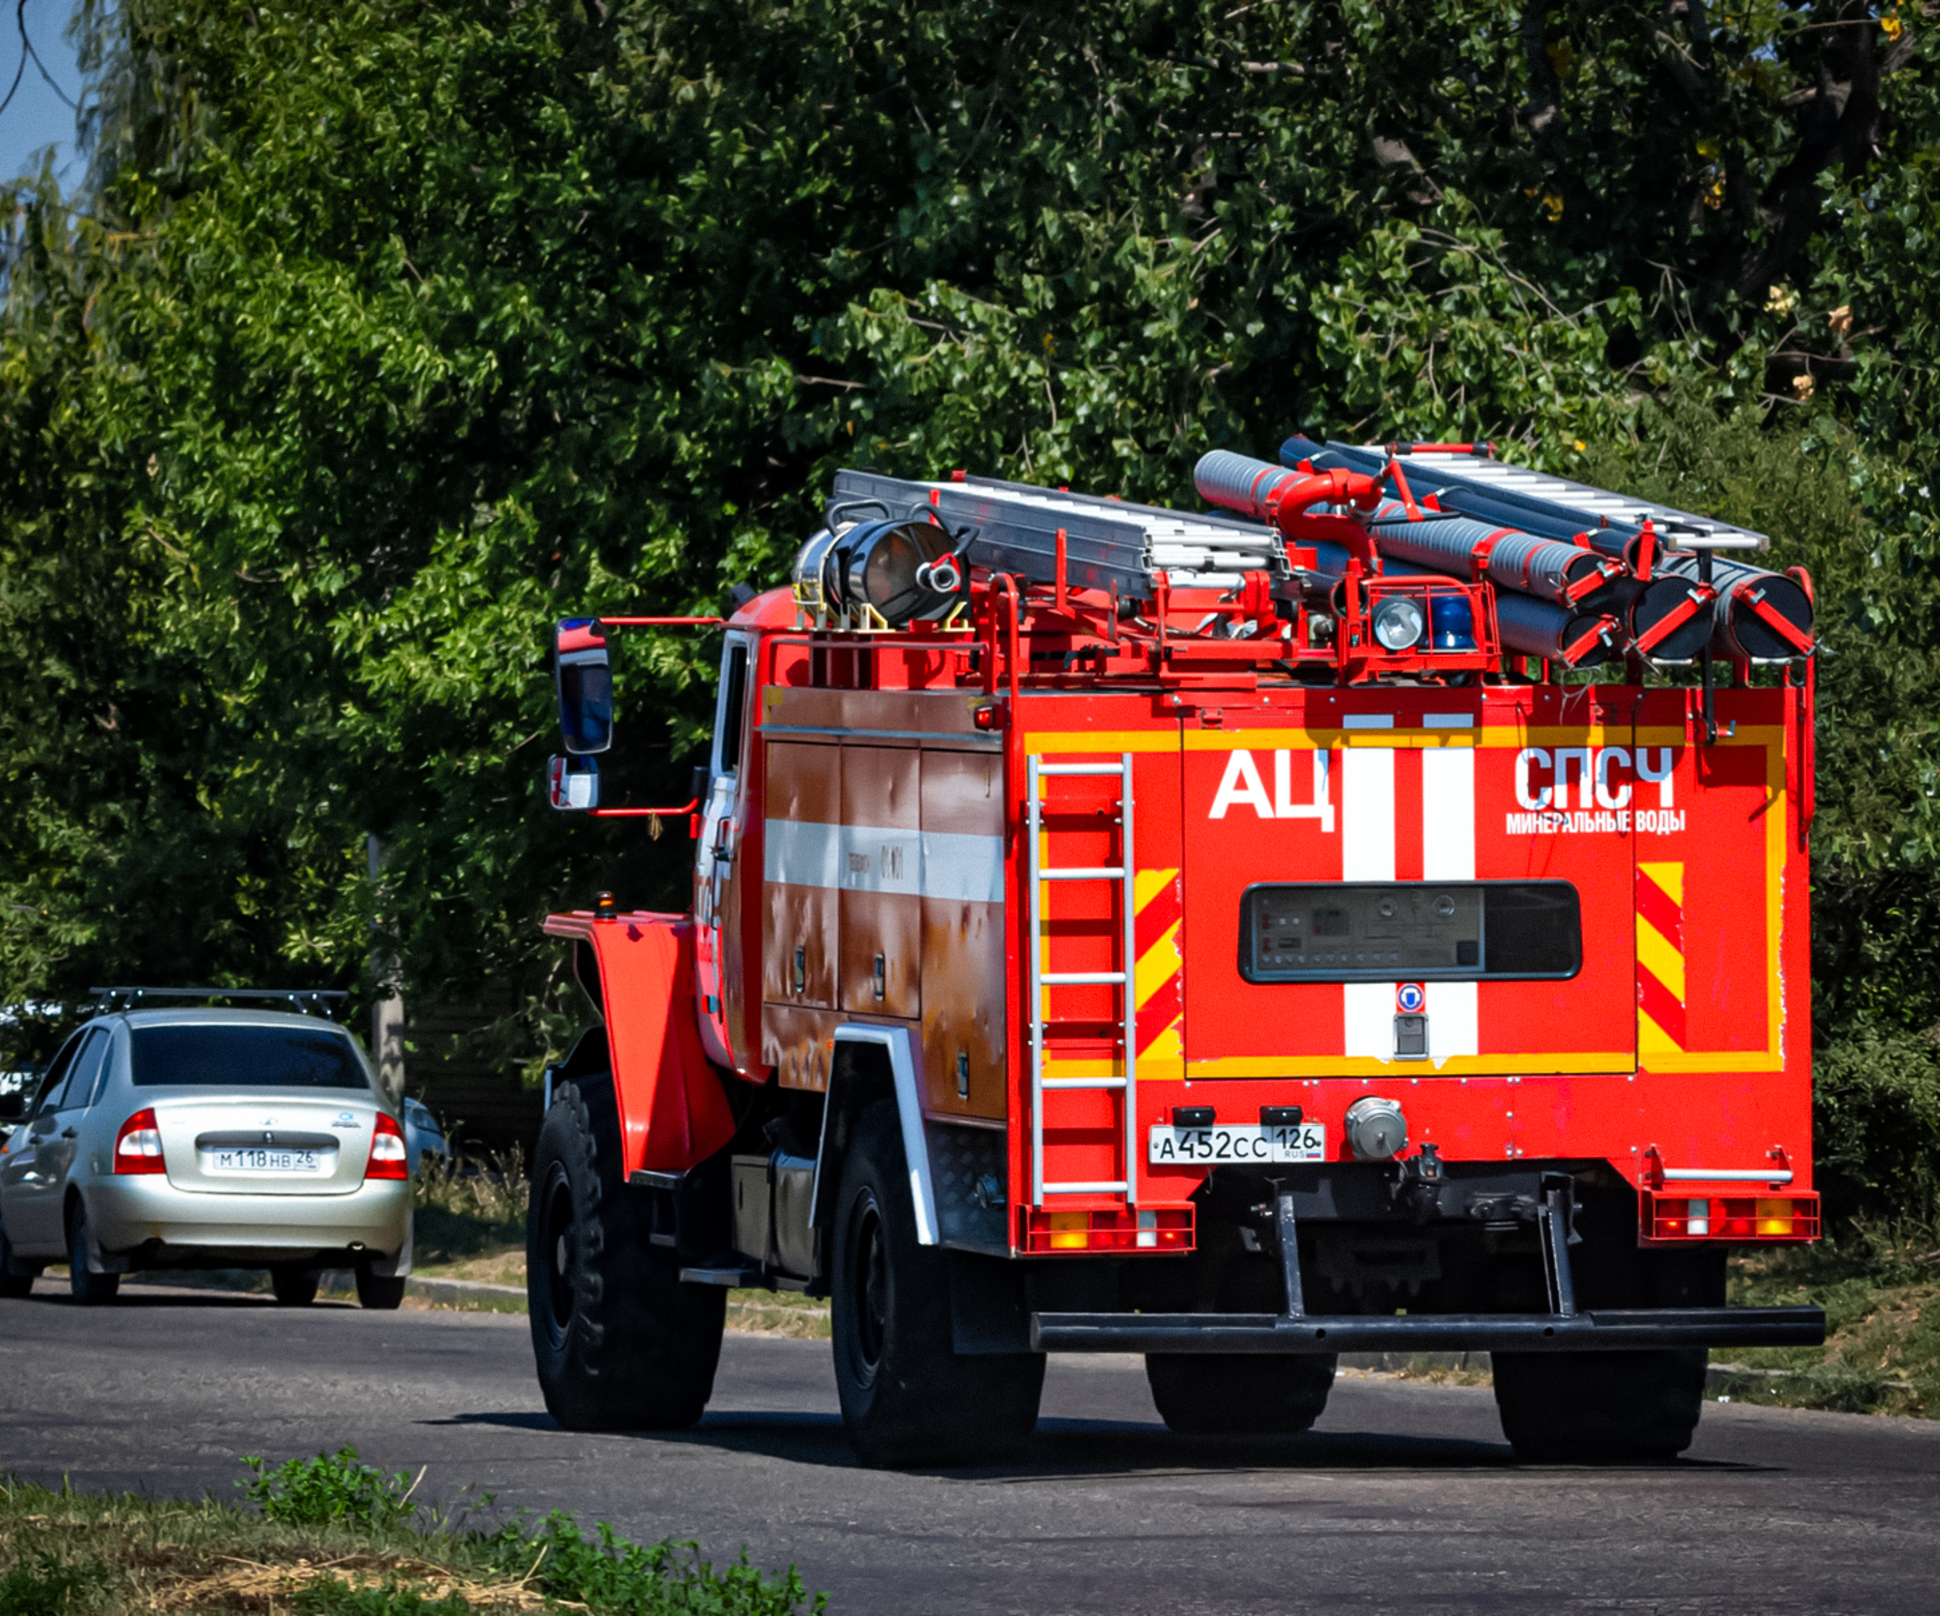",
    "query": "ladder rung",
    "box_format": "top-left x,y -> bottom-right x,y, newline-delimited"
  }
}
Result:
1042,1077 -> 1128,1091
1036,764 -> 1129,777
1039,866 -> 1125,881
1042,971 -> 1127,985
1043,1180 -> 1129,1194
